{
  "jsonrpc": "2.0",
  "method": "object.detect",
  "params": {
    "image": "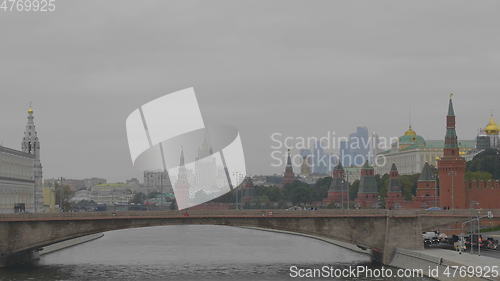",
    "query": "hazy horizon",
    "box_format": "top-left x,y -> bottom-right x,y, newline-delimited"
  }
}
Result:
1,0 -> 499,182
